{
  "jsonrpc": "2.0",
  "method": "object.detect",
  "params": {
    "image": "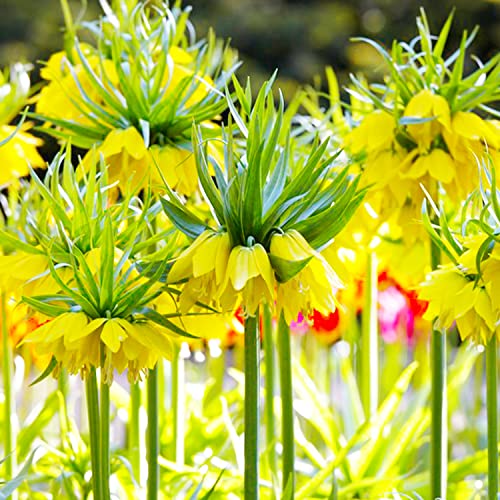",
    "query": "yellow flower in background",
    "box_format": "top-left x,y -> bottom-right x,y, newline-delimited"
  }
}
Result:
0,125 -> 44,184
36,46 -> 118,126
168,230 -> 231,312
36,37 -> 226,196
419,263 -> 498,345
0,252 -> 69,297
22,312 -> 175,383
81,125 -> 223,195
403,89 -> 451,149
345,92 -> 500,235
270,229 -> 343,323
220,243 -> 276,315
0,63 -> 45,184
481,245 -> 500,311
